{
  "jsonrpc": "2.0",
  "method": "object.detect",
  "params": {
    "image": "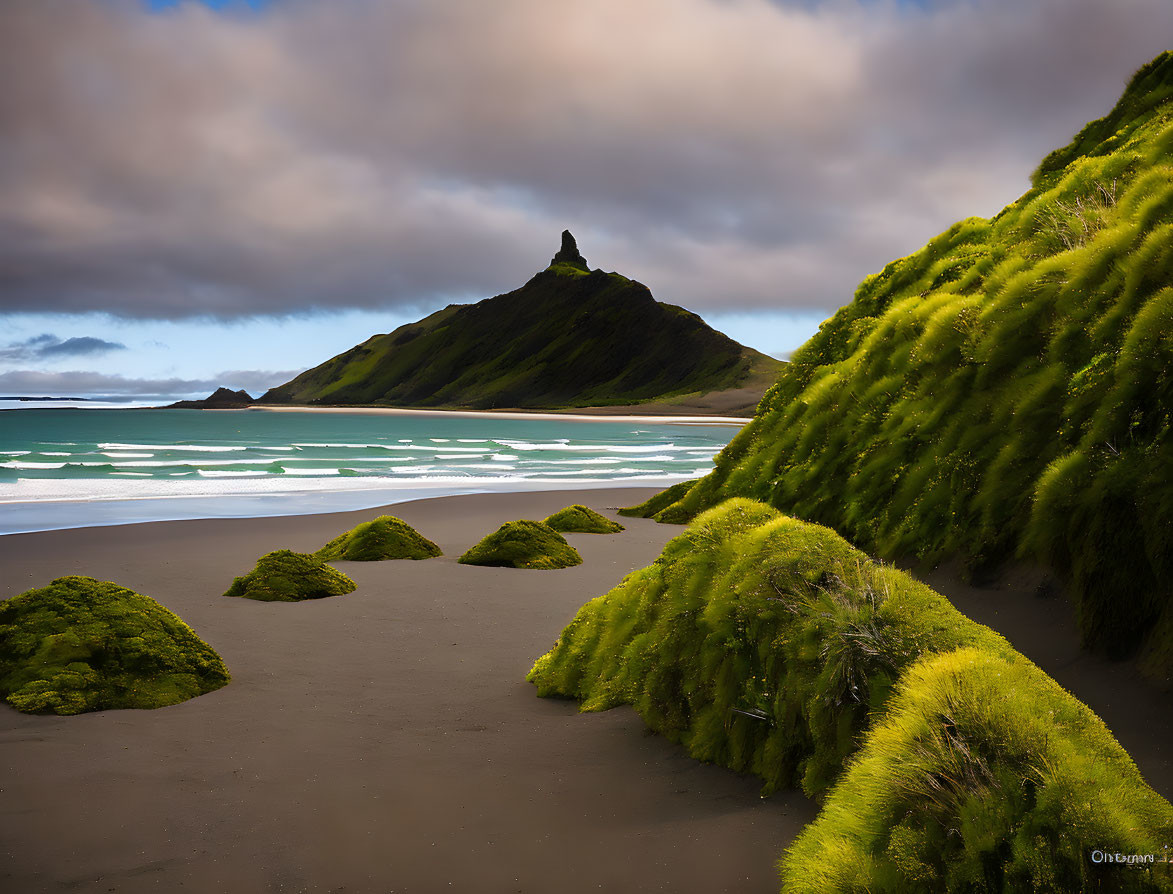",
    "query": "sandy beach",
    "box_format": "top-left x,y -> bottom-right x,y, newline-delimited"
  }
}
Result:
0,488 -> 816,894
4,488 -> 1171,893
